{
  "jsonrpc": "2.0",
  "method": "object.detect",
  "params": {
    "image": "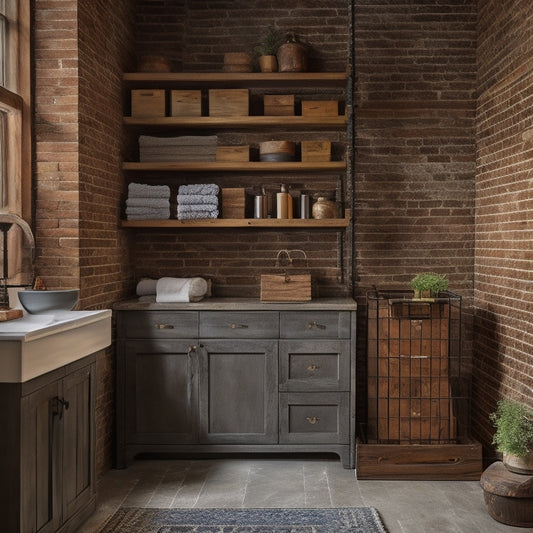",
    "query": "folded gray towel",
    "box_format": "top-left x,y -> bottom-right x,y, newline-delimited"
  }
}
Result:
178,184 -> 219,196
177,194 -> 218,206
177,206 -> 219,220
126,197 -> 170,208
126,206 -> 170,220
177,204 -> 218,214
128,183 -> 170,198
